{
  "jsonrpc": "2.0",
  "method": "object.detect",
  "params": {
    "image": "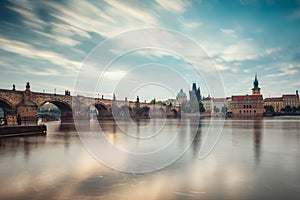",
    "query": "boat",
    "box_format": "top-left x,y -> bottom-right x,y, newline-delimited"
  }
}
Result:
0,125 -> 47,137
